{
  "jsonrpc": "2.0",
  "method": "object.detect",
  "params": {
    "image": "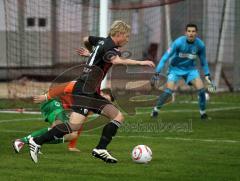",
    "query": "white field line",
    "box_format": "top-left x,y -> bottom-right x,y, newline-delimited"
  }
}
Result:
0,106 -> 240,116
136,106 -> 240,114
79,134 -> 240,144
0,118 -> 42,123
163,137 -> 240,143
1,129 -> 239,144
178,101 -> 239,105
1,107 -> 240,144
0,106 -> 239,123
0,110 -> 41,114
